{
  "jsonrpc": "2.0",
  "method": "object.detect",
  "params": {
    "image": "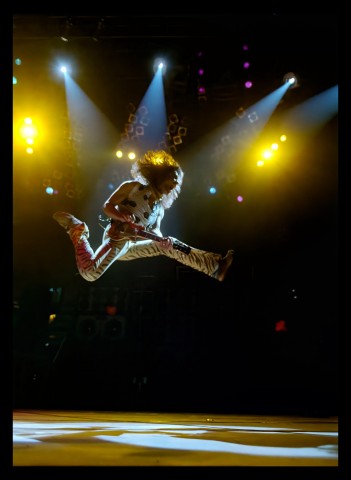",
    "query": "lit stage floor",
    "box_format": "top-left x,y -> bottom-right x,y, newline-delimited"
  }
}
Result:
13,409 -> 338,467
